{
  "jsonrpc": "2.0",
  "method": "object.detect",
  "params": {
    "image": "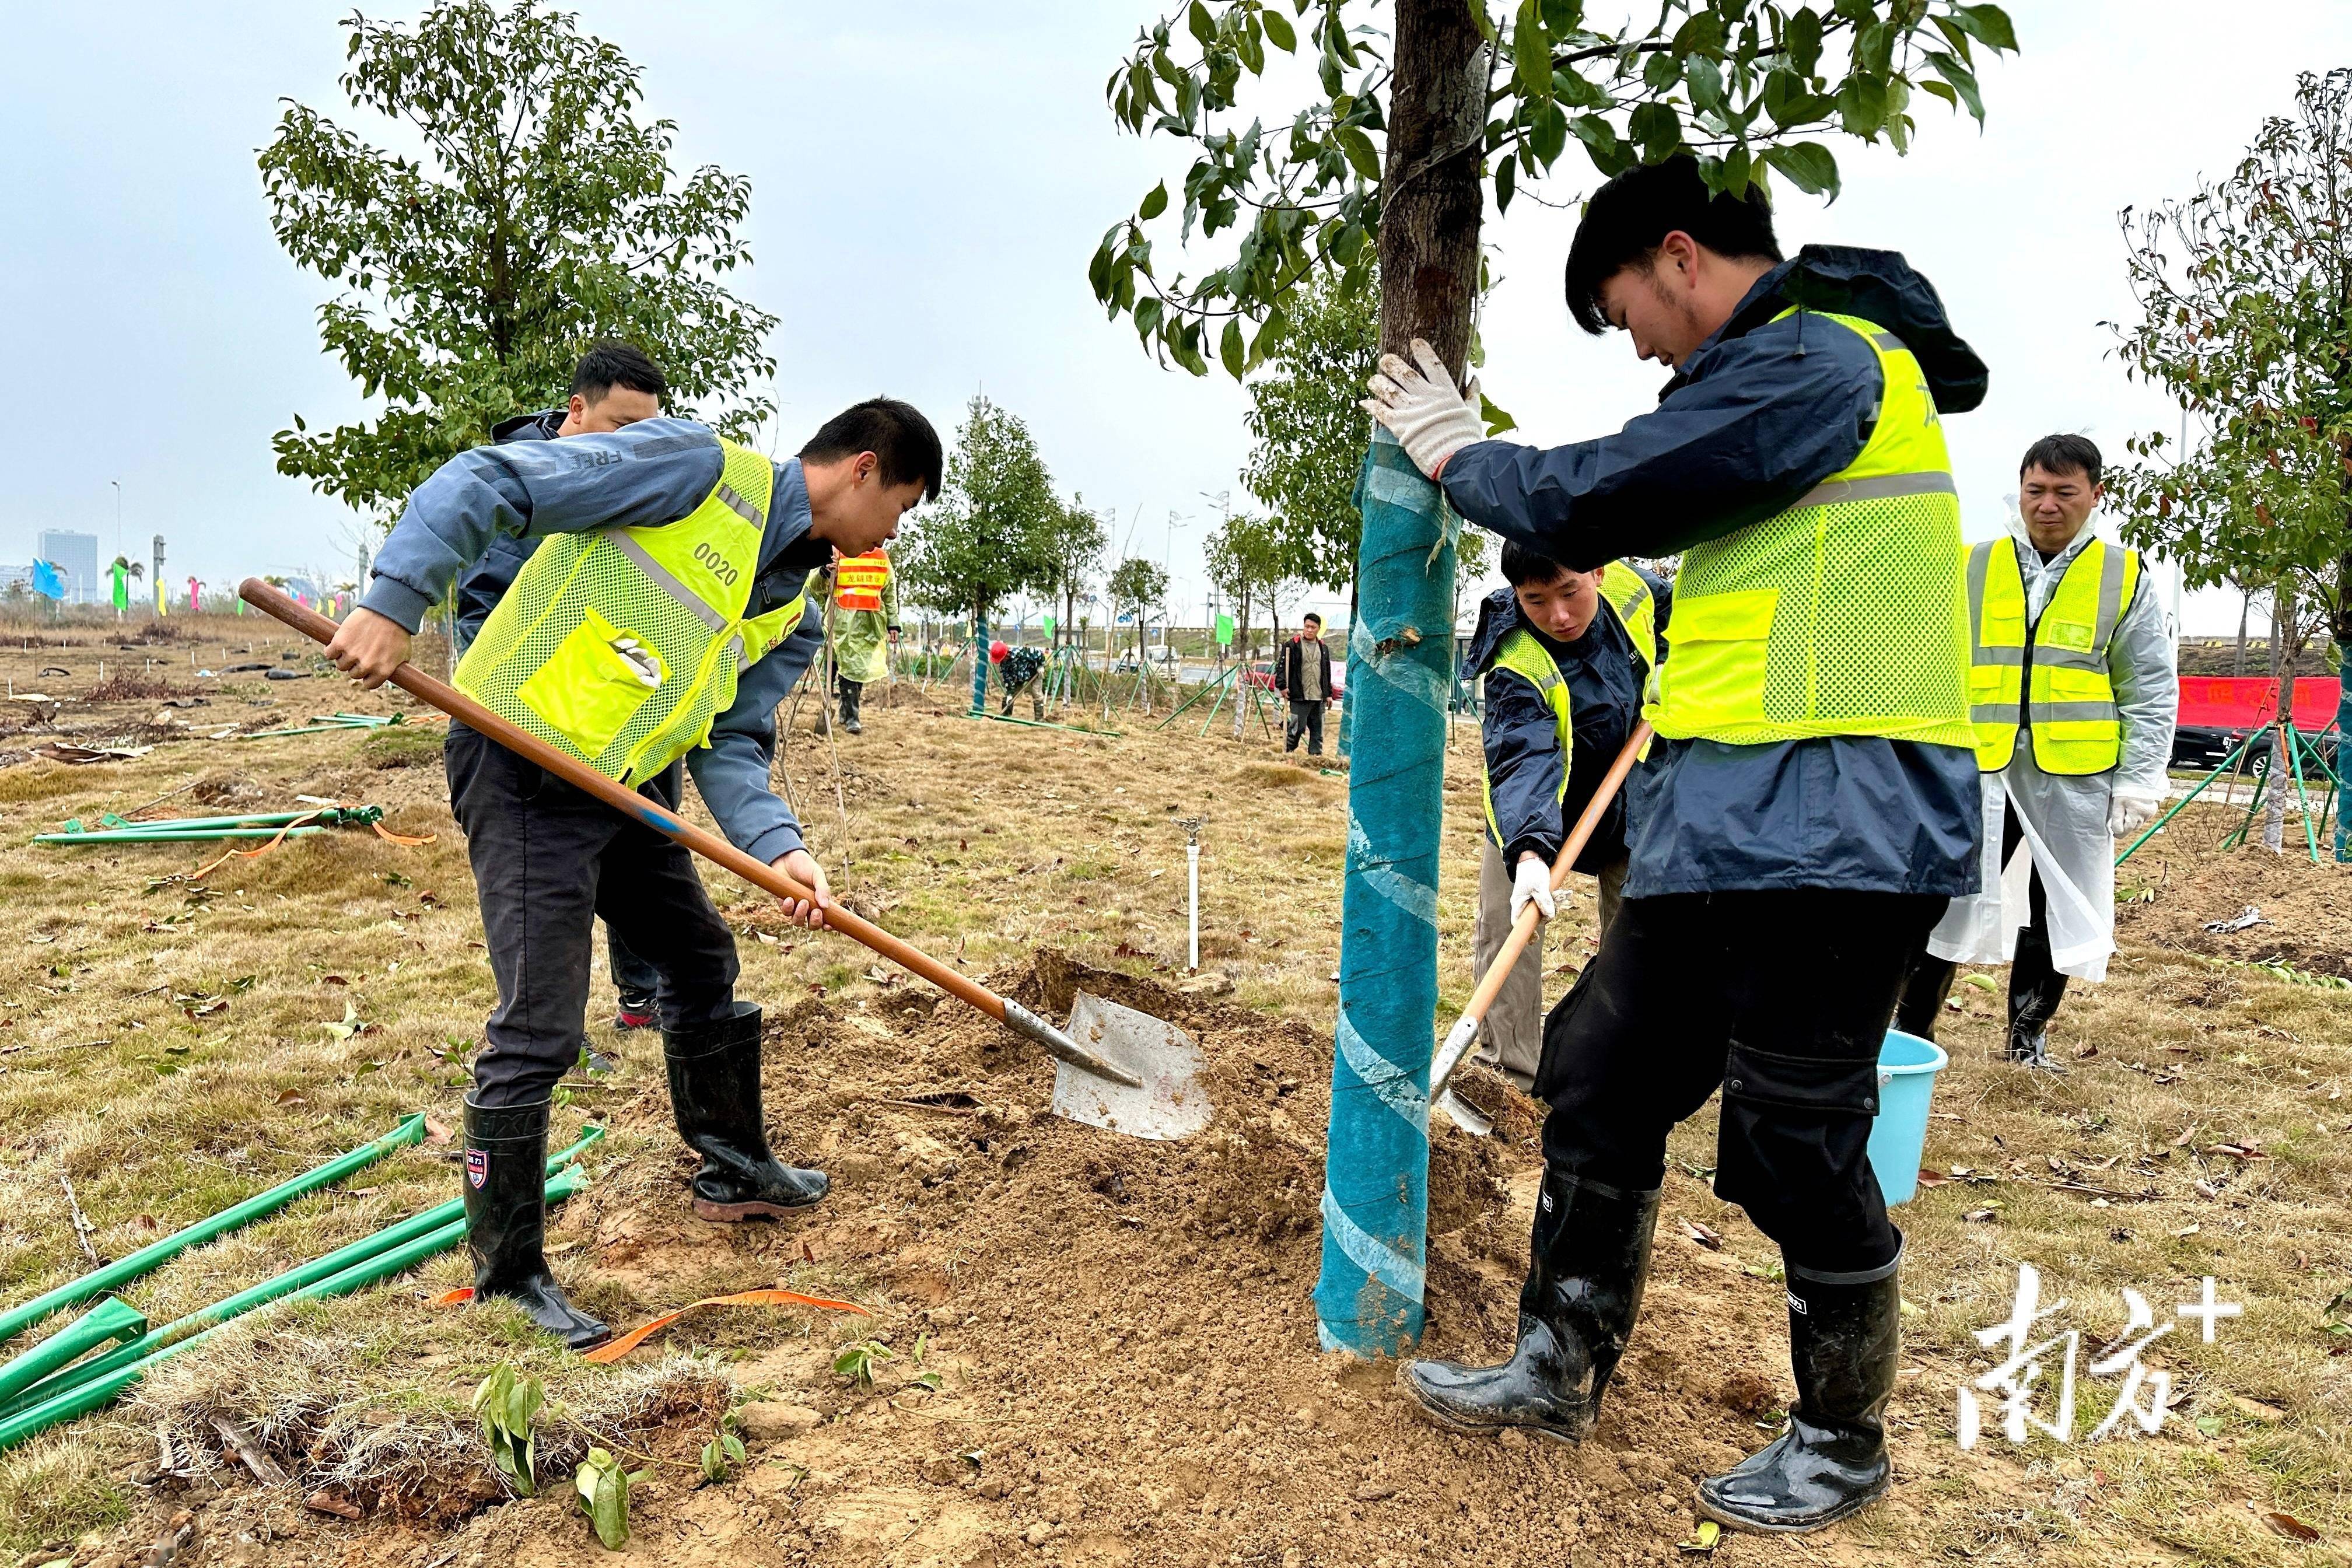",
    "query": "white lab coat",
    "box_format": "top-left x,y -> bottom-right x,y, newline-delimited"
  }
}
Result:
1927,517 -> 2178,984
